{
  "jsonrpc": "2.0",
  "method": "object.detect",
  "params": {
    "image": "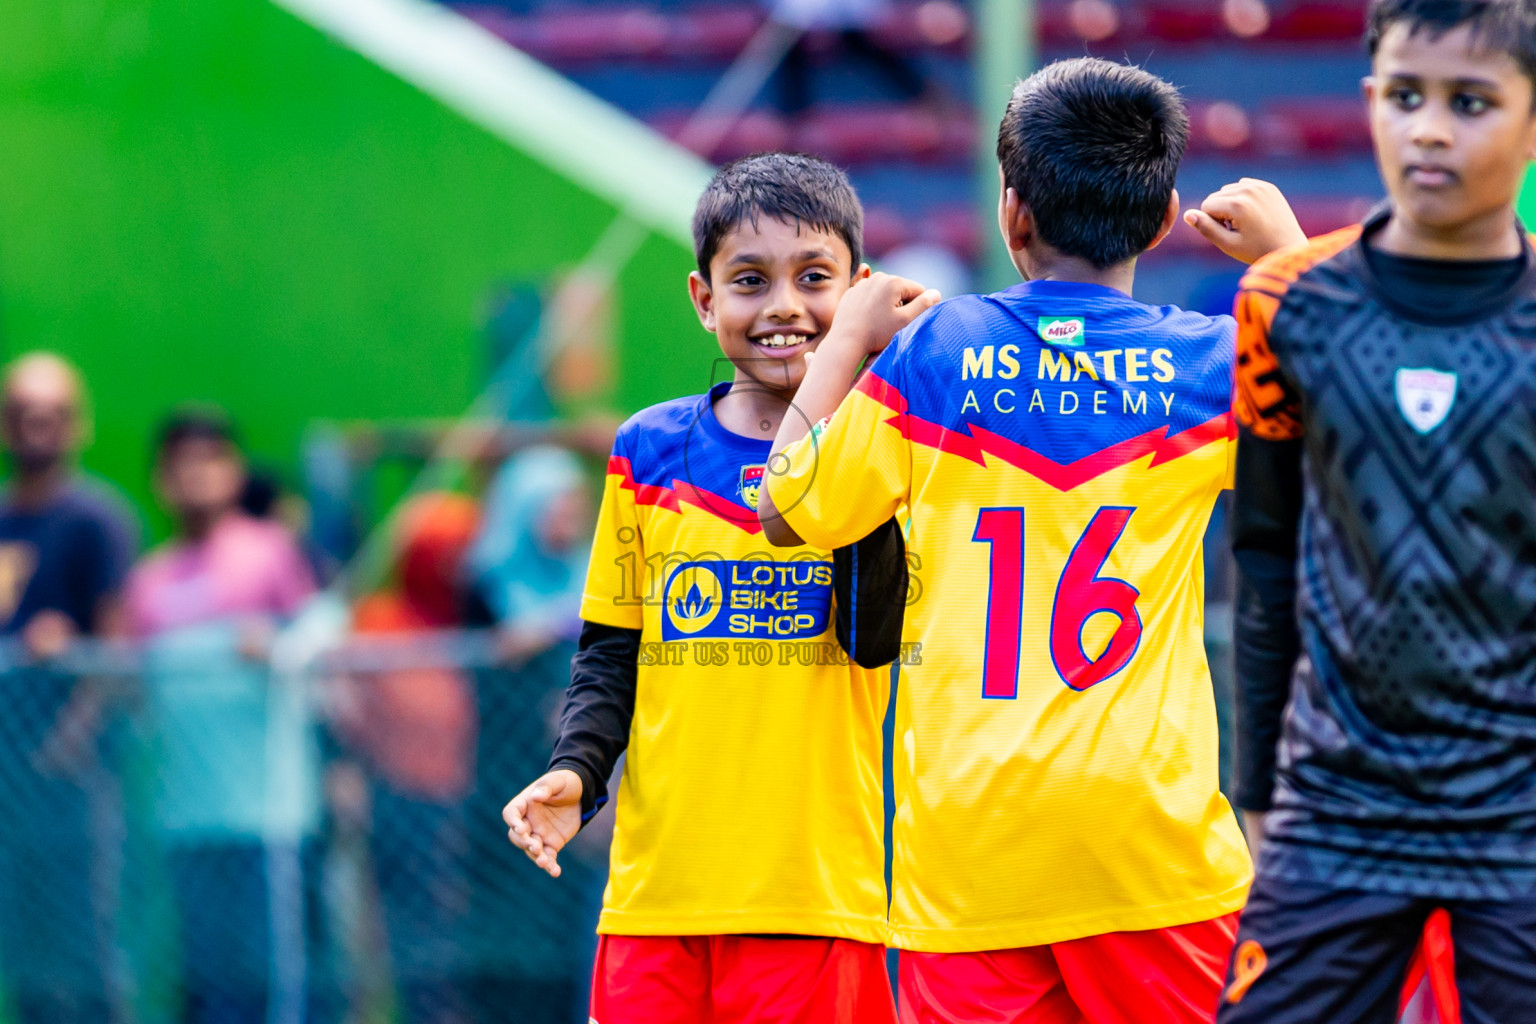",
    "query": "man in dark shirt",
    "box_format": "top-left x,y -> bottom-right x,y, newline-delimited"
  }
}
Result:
0,352 -> 136,649
1214,2 -> 1536,1021
0,352 -> 137,1023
